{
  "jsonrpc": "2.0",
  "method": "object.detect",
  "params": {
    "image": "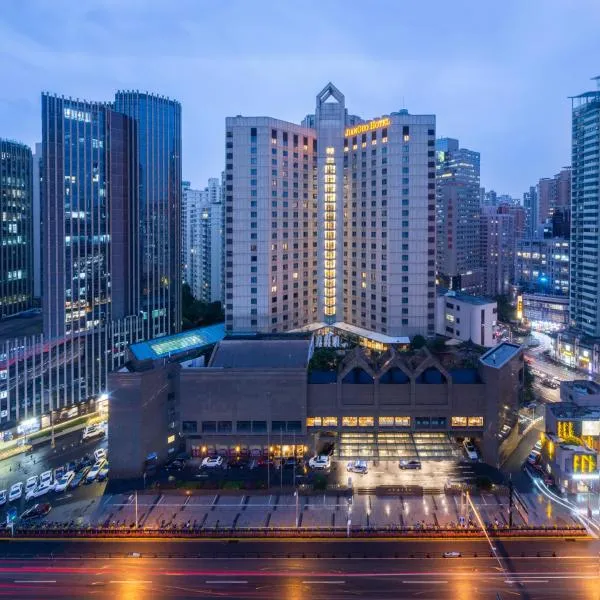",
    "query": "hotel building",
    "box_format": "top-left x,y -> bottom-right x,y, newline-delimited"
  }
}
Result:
224,83 -> 436,344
